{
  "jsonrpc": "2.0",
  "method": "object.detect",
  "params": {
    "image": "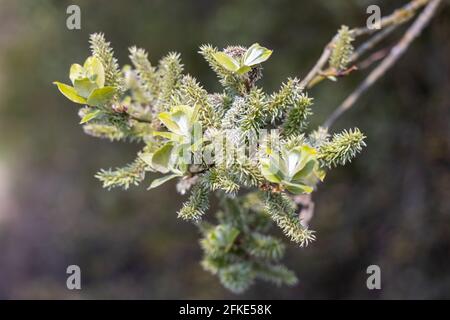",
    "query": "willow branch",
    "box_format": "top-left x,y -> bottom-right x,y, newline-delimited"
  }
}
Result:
352,0 -> 430,37
300,0 -> 431,89
323,0 -> 442,129
299,37 -> 336,88
350,25 -> 397,63
357,47 -> 390,70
